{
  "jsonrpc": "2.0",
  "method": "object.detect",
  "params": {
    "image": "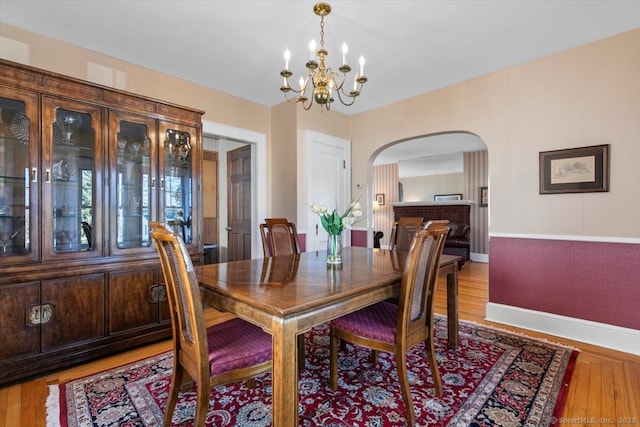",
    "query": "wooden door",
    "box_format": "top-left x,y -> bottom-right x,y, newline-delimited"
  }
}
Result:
41,274 -> 105,351
227,145 -> 251,261
0,281 -> 40,360
108,268 -> 165,335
